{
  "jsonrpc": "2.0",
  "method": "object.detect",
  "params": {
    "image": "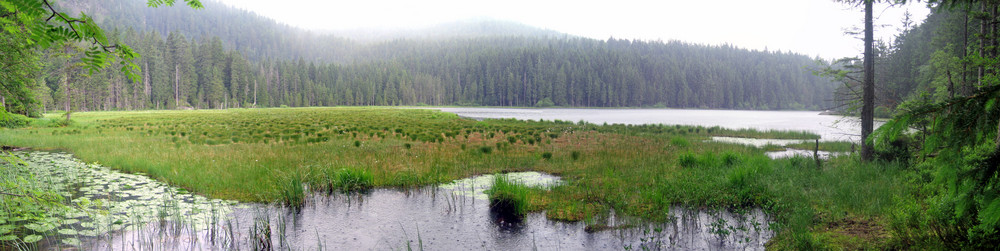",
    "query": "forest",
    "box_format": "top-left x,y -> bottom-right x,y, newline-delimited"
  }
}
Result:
2,0 -> 837,116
